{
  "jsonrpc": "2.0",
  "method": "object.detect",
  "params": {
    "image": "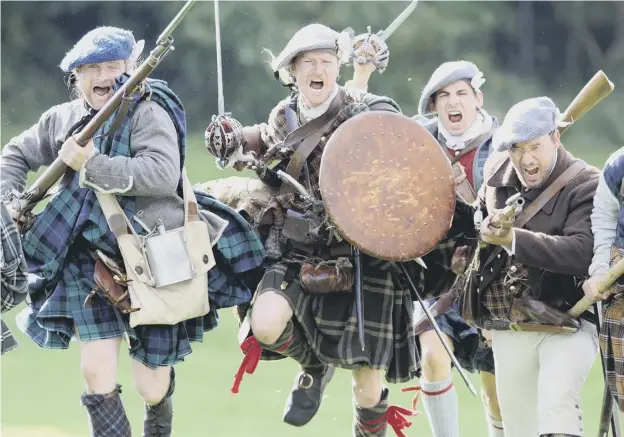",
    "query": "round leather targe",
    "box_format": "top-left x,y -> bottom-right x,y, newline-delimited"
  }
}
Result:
319,111 -> 456,261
